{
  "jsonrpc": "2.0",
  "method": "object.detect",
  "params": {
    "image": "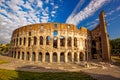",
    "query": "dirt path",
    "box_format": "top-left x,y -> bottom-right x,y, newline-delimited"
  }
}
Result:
0,55 -> 120,80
